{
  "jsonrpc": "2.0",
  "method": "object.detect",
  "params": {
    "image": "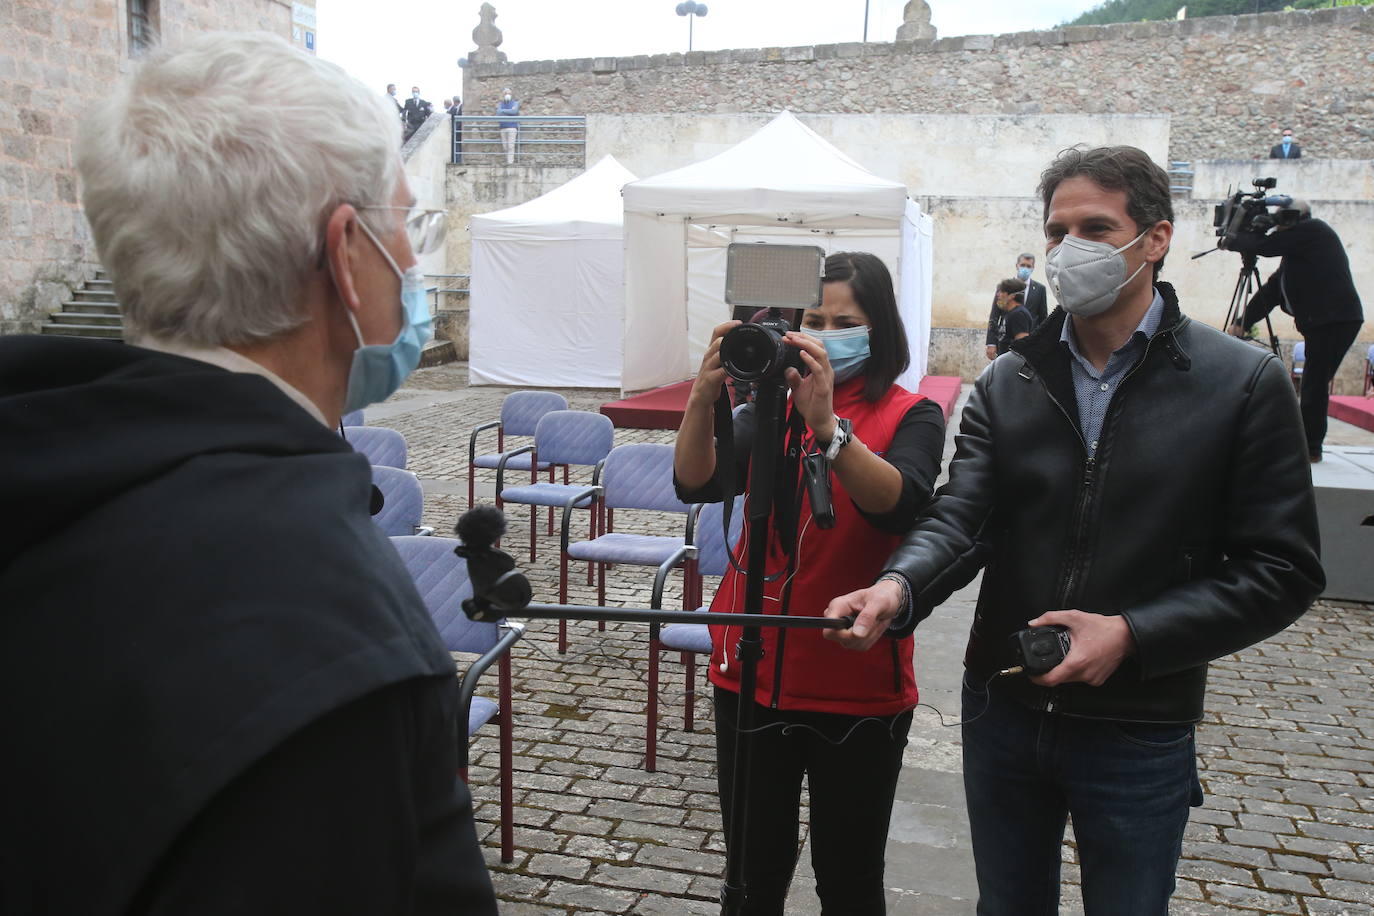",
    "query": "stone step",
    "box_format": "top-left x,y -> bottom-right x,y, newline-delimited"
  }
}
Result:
71,288 -> 118,303
86,277 -> 114,289
40,322 -> 124,339
64,299 -> 120,314
419,339 -> 456,367
94,269 -> 110,281
50,311 -> 123,327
